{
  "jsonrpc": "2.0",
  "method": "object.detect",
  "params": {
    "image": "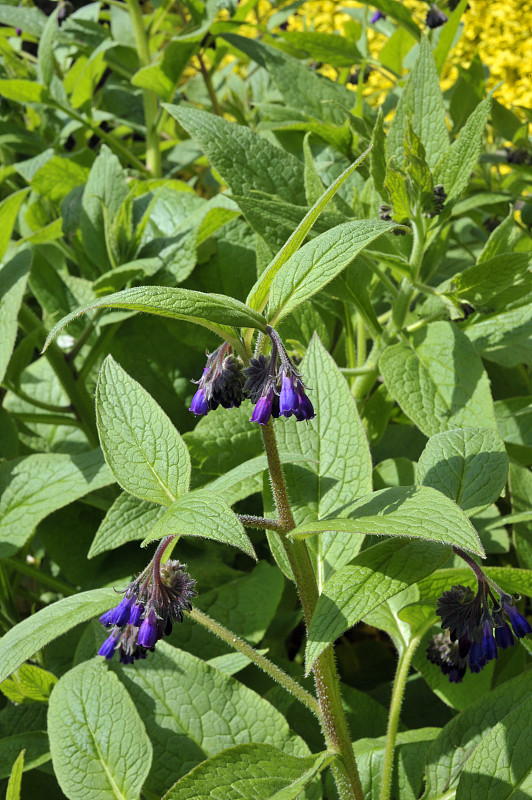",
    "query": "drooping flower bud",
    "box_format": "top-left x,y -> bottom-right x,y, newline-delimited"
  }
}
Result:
189,344 -> 245,416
